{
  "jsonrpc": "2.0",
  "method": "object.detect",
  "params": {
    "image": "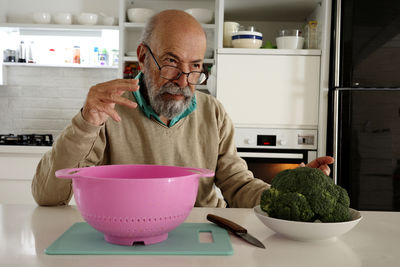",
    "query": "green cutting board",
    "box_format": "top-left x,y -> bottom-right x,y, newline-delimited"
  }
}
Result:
45,222 -> 233,255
